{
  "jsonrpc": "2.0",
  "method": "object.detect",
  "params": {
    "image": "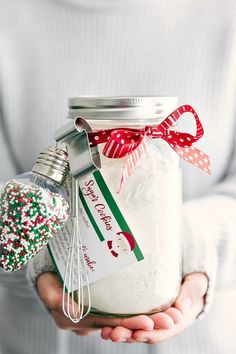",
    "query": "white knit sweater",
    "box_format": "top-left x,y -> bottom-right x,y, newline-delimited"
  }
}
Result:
0,1 -> 236,353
